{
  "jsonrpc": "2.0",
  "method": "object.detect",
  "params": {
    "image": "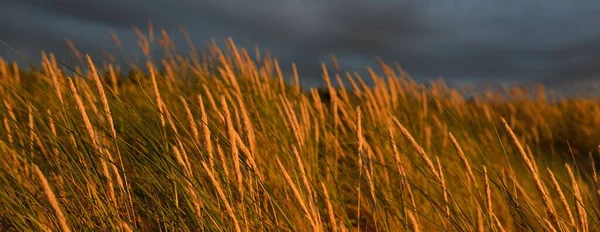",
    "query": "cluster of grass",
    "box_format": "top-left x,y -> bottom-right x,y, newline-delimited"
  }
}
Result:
0,30 -> 599,231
